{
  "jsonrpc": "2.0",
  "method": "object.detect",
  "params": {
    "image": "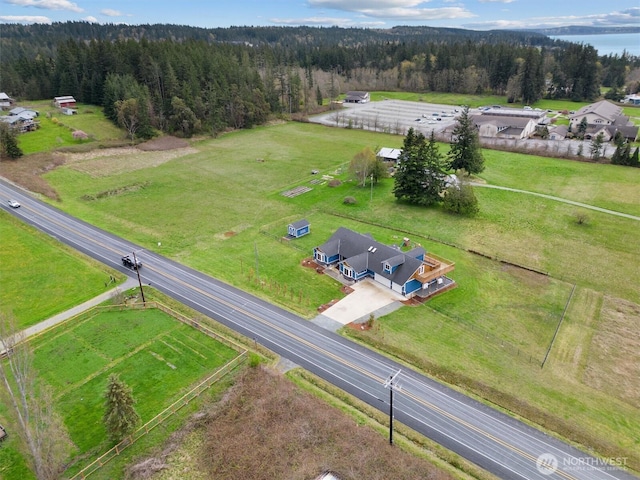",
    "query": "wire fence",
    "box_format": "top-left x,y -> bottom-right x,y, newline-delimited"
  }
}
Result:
69,351 -> 247,480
